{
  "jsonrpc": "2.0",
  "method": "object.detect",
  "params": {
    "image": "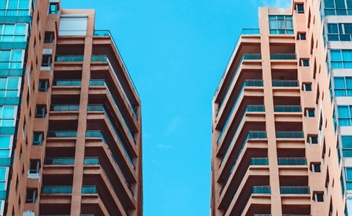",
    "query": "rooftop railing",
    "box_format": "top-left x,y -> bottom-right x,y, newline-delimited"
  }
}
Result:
241,28 -> 260,35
